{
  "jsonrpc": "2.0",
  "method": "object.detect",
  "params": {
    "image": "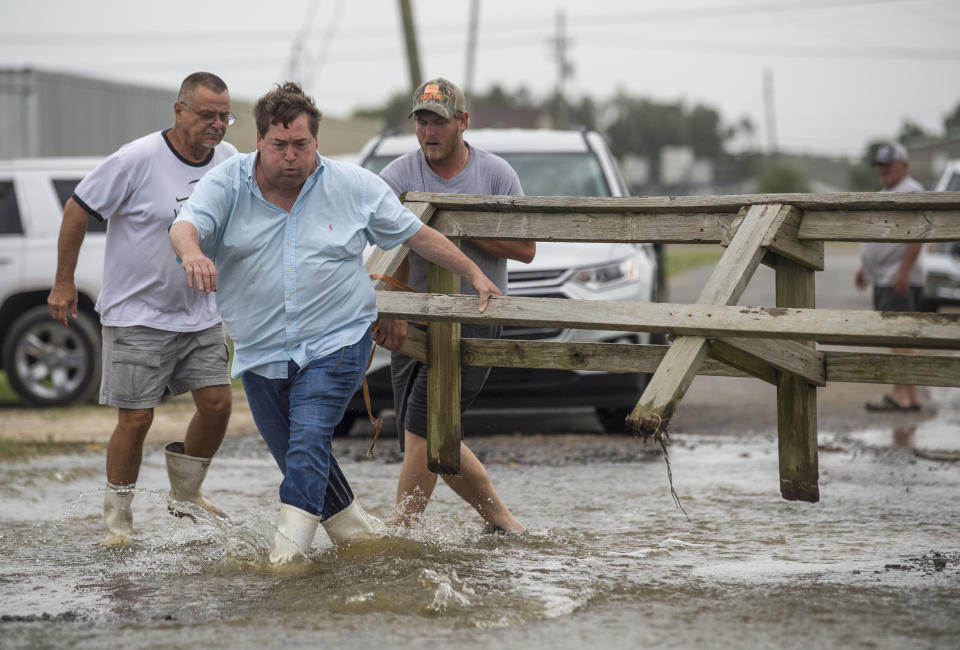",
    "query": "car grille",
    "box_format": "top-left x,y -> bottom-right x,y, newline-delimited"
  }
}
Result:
501,290 -> 567,339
